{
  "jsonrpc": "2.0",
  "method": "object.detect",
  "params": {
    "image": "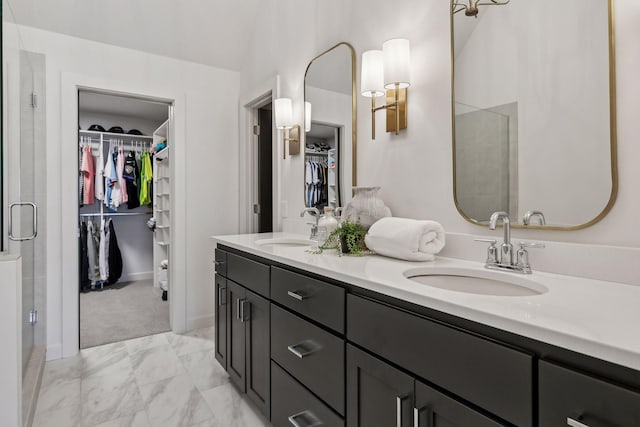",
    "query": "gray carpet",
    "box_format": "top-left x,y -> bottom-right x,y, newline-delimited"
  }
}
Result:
80,279 -> 170,349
